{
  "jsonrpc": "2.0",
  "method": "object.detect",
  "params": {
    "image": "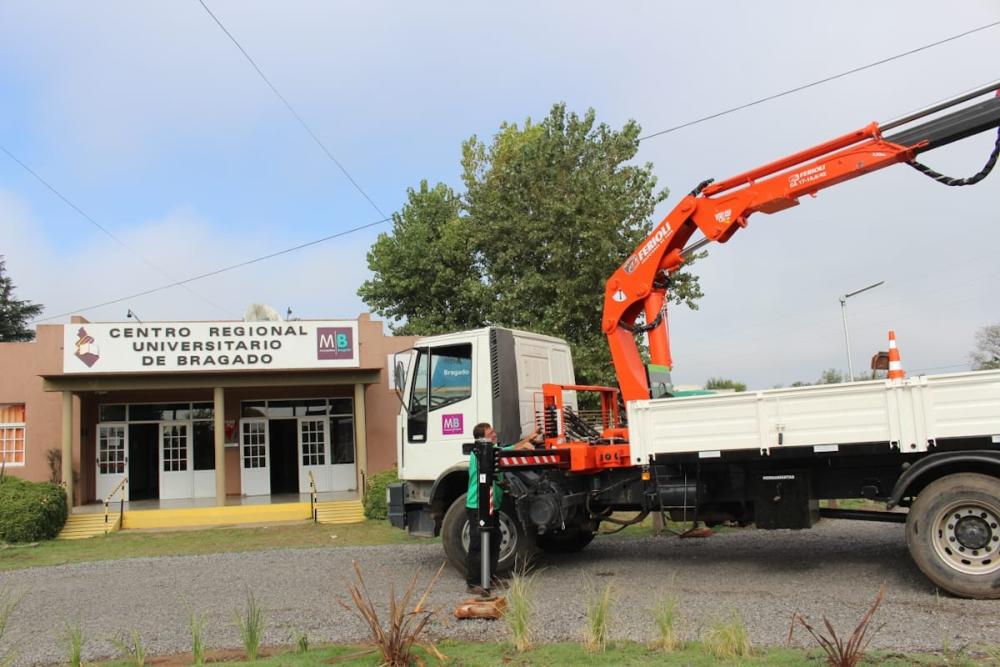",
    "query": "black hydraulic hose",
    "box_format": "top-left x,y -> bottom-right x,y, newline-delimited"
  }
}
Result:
907,125 -> 1000,186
